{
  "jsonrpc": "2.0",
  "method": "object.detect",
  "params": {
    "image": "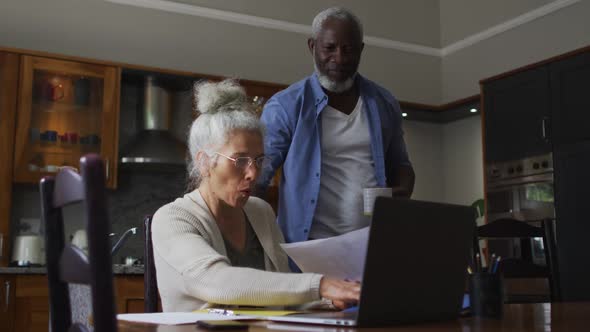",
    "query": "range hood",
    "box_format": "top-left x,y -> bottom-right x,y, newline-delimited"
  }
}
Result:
120,75 -> 187,167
